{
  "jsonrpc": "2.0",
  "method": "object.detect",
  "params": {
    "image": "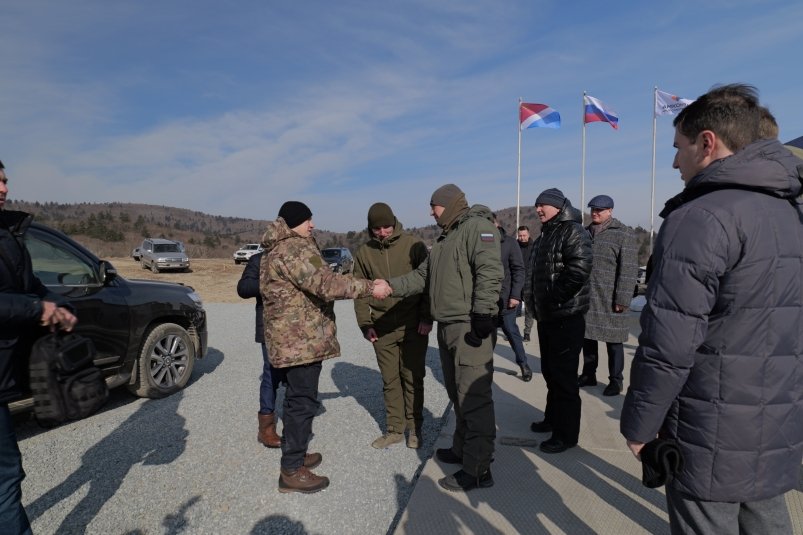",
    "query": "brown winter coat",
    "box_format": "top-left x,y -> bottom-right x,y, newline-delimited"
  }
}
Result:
260,218 -> 372,368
